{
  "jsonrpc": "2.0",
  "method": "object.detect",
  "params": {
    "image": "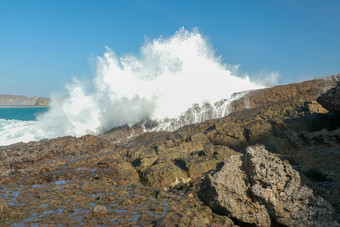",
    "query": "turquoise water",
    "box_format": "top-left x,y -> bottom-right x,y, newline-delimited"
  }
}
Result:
0,107 -> 49,121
